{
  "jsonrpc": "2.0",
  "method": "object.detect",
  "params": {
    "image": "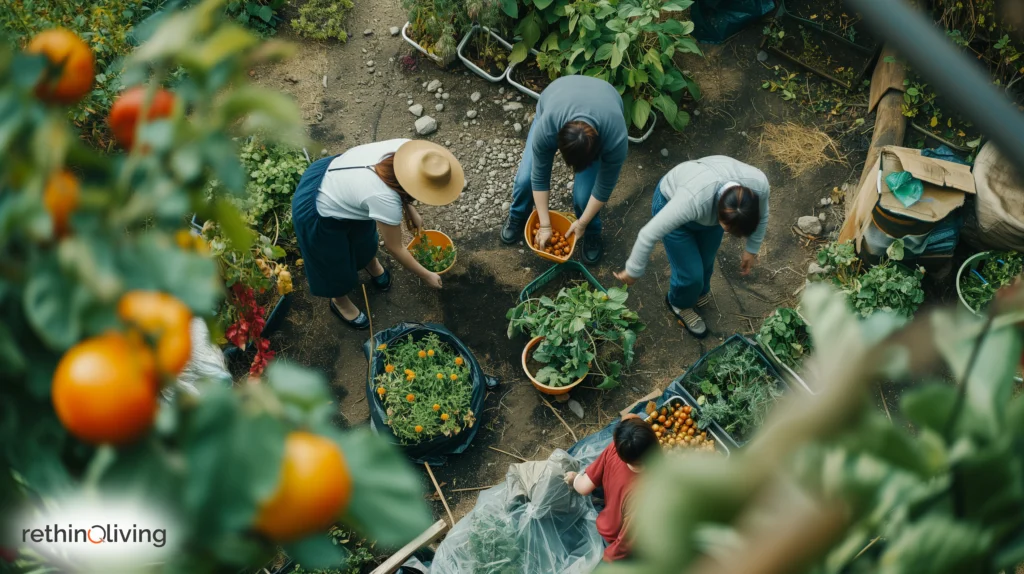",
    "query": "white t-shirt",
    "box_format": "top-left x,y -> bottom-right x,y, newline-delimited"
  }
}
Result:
315,138 -> 410,225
